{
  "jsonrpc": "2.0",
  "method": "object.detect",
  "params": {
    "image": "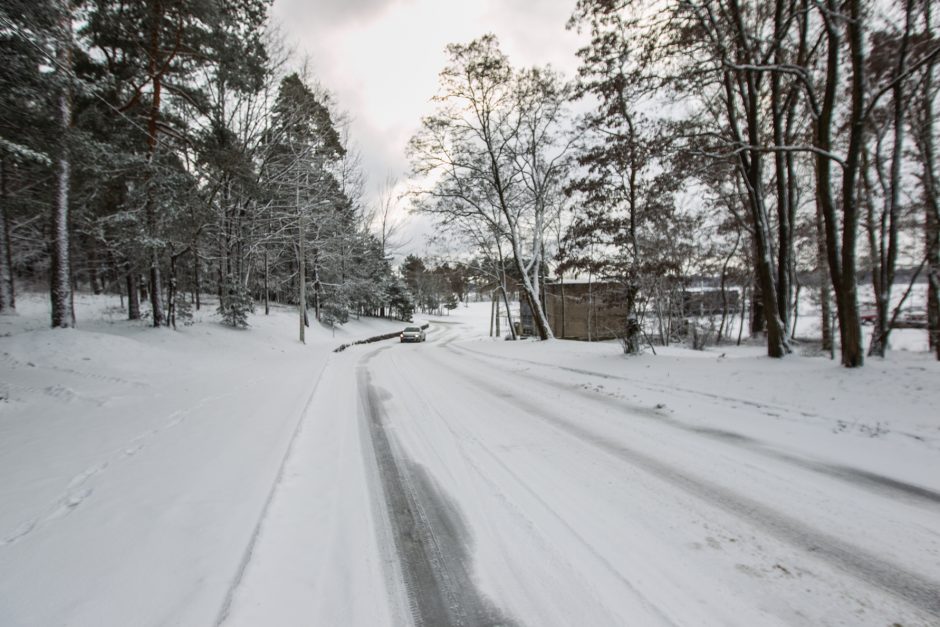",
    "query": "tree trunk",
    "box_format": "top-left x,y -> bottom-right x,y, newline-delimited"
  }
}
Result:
506,232 -> 550,339
836,0 -> 867,367
490,292 -> 496,337
717,233 -> 740,344
145,196 -> 163,320
868,0 -> 913,358
929,230 -> 940,359
117,269 -> 124,310
167,251 -> 178,329
486,136 -> 549,339
263,248 -> 269,315
815,202 -> 833,352
737,286 -> 747,346
720,60 -> 786,356
771,0 -> 792,334
217,260 -> 224,306
863,149 -> 889,357
500,283 -> 516,339
126,265 -> 141,320
745,146 -> 788,357
494,294 -> 501,336
814,0 -> 864,367
313,271 -> 320,322
927,181 -> 940,360
193,240 -> 201,310
0,158 -> 14,313
85,236 -> 102,295
51,3 -> 73,329
791,282 -> 801,339
919,0 -> 939,359
298,210 -> 305,344
143,0 -> 166,327
750,274 -> 765,335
